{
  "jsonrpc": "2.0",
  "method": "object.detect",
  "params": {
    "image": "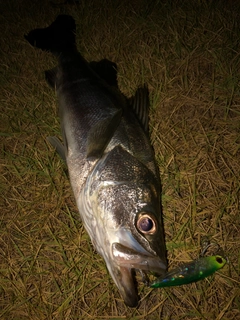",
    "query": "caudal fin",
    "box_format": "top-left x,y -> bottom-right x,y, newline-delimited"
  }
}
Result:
24,15 -> 76,54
